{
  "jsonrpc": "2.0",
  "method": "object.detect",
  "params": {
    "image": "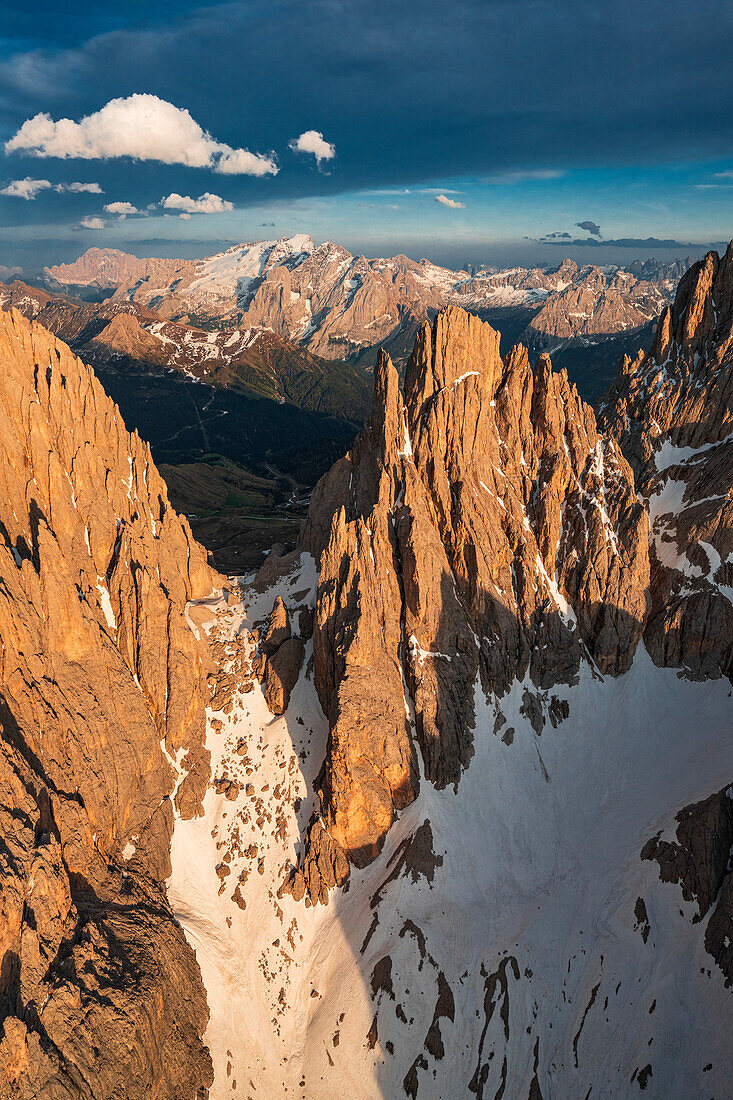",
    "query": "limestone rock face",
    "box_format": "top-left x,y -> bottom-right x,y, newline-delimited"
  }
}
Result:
262,595 -> 291,654
279,819 -> 350,906
600,244 -> 733,680
302,306 -> 650,874
0,308 -> 222,1098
